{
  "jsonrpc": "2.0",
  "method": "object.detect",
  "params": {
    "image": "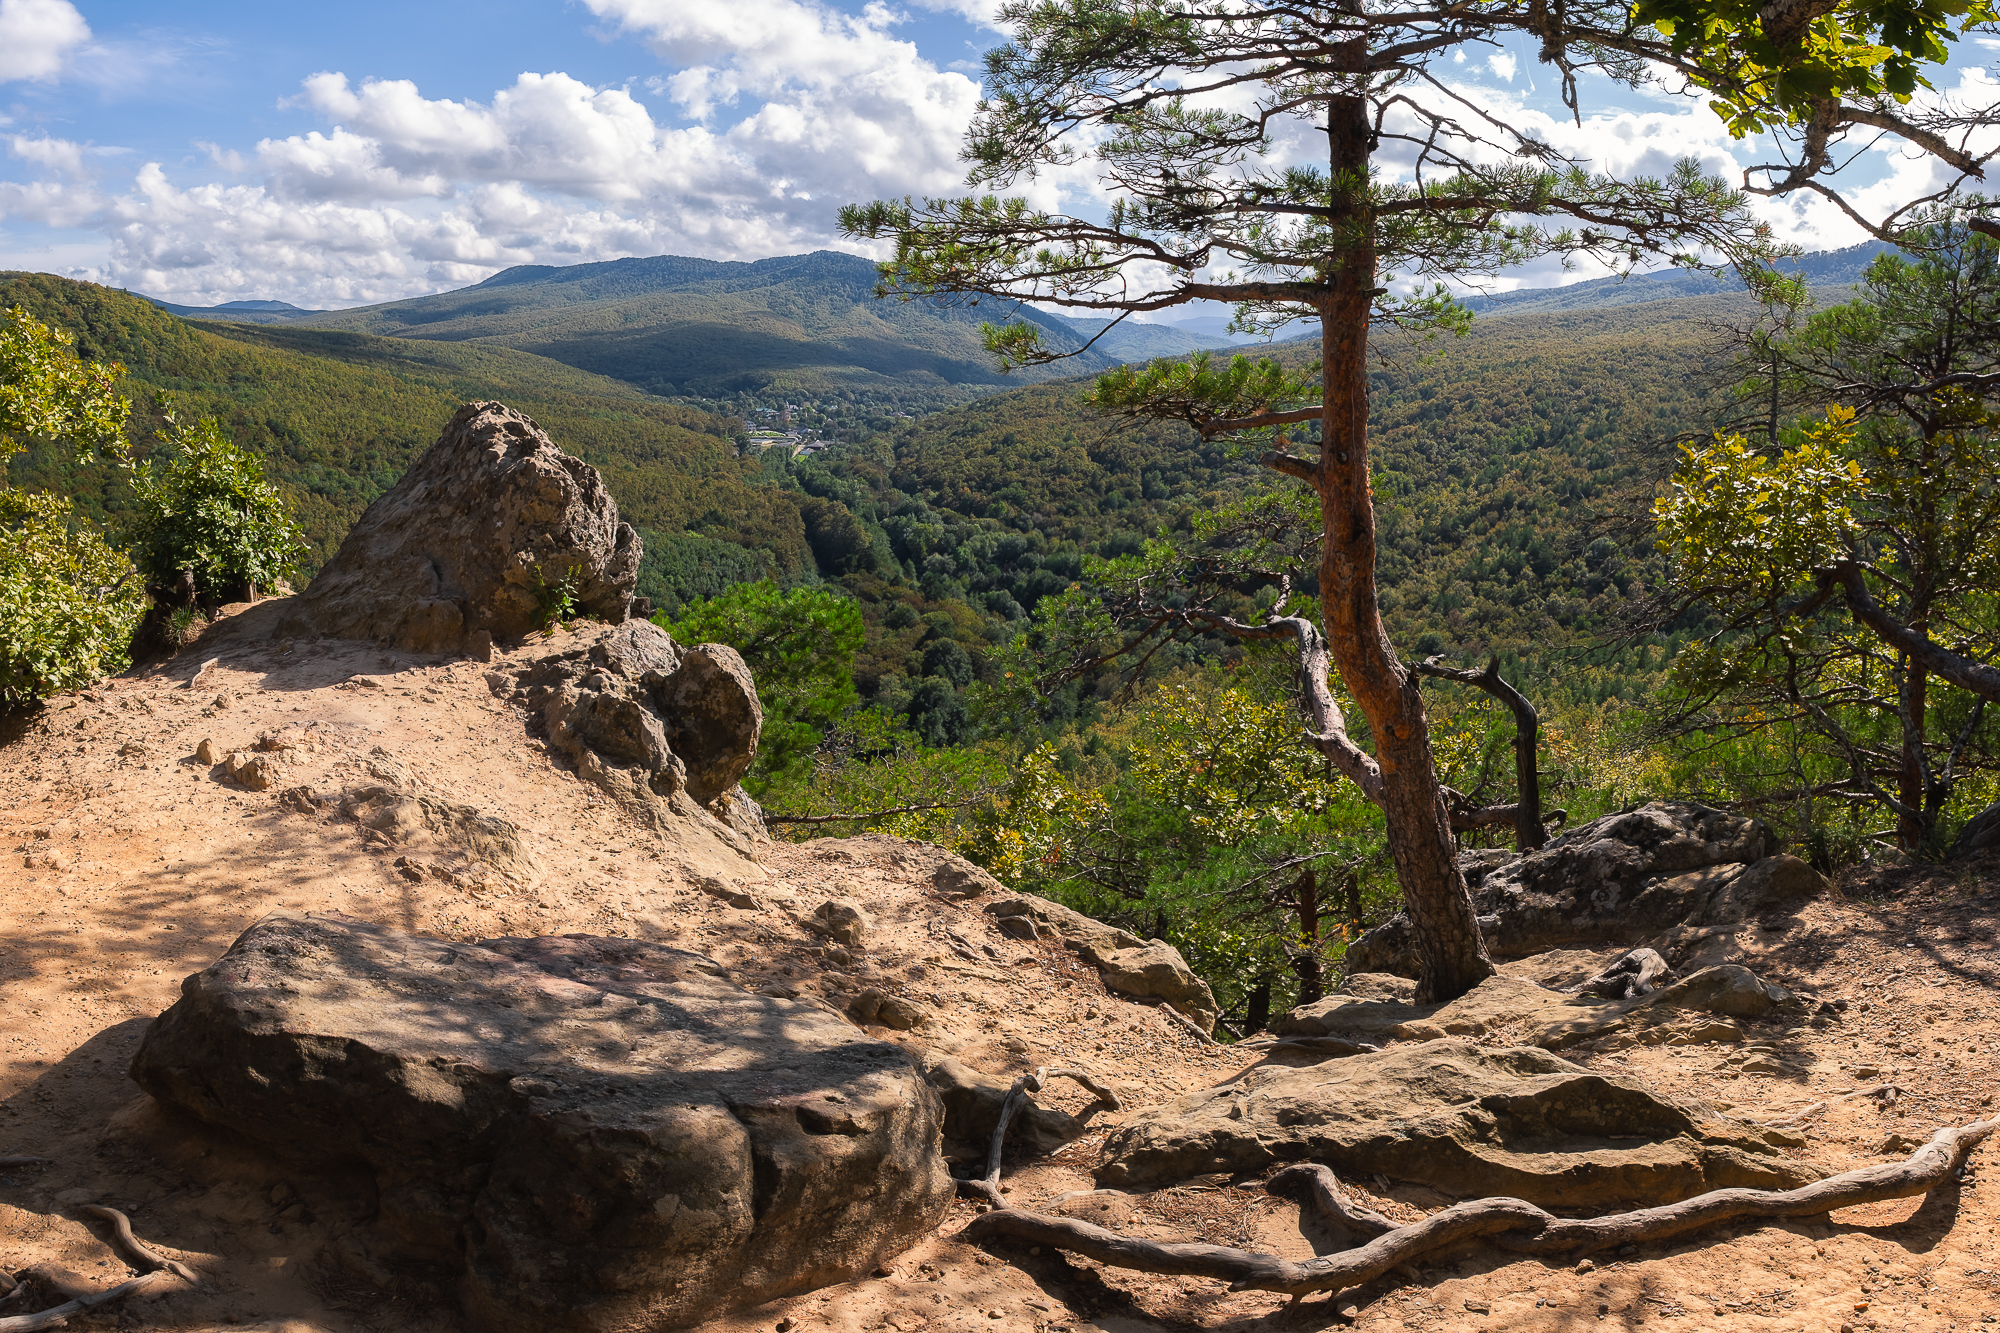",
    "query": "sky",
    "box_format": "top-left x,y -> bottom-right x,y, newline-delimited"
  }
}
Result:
1,0 -> 1994,311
